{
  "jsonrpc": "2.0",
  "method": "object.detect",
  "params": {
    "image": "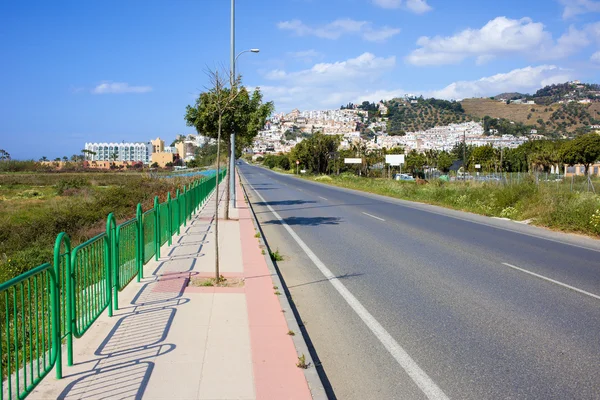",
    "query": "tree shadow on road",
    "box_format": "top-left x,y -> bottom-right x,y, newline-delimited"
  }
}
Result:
287,272 -> 364,289
255,200 -> 316,207
262,216 -> 342,226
